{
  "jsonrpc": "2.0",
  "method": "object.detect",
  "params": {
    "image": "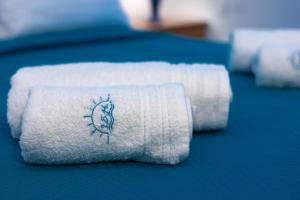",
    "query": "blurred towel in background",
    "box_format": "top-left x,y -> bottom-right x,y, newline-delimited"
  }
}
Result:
253,45 -> 300,87
230,29 -> 300,72
230,29 -> 300,88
